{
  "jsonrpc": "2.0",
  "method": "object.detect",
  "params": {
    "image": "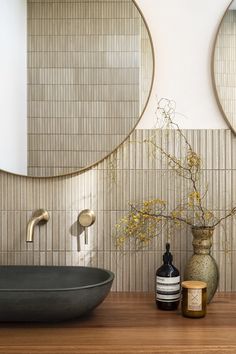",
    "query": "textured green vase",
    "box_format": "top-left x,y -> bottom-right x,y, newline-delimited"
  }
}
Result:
184,227 -> 219,303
